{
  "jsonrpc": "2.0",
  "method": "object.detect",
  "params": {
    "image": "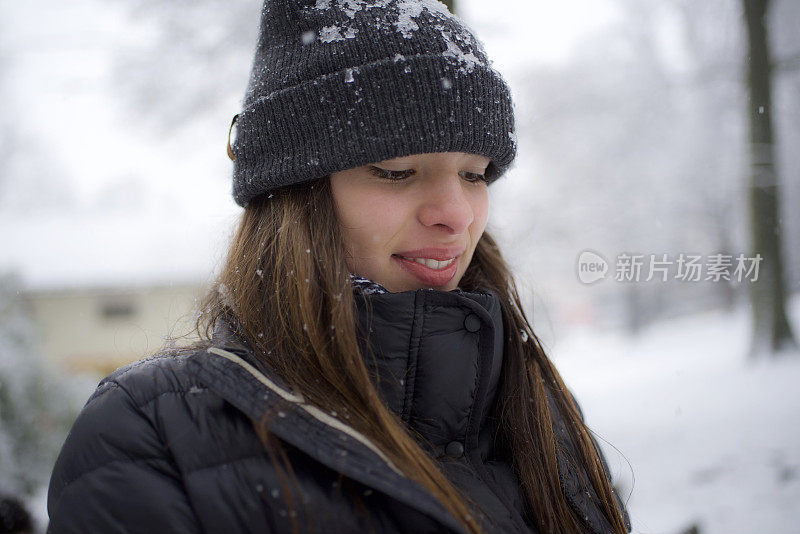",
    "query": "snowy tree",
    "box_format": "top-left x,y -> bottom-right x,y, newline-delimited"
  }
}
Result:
508,0 -> 798,336
510,0 -> 749,333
